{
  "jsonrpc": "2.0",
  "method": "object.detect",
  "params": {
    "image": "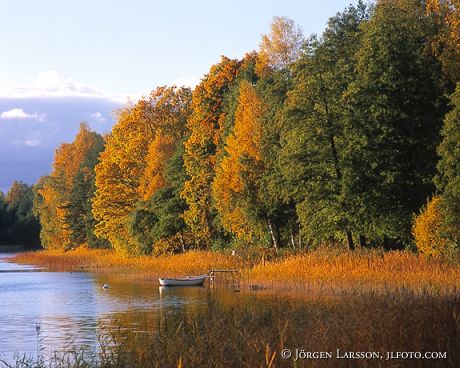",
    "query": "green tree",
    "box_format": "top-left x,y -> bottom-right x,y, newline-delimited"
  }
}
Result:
343,0 -> 447,246
129,141 -> 189,254
435,83 -> 460,247
1,181 -> 41,247
280,2 -> 368,249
